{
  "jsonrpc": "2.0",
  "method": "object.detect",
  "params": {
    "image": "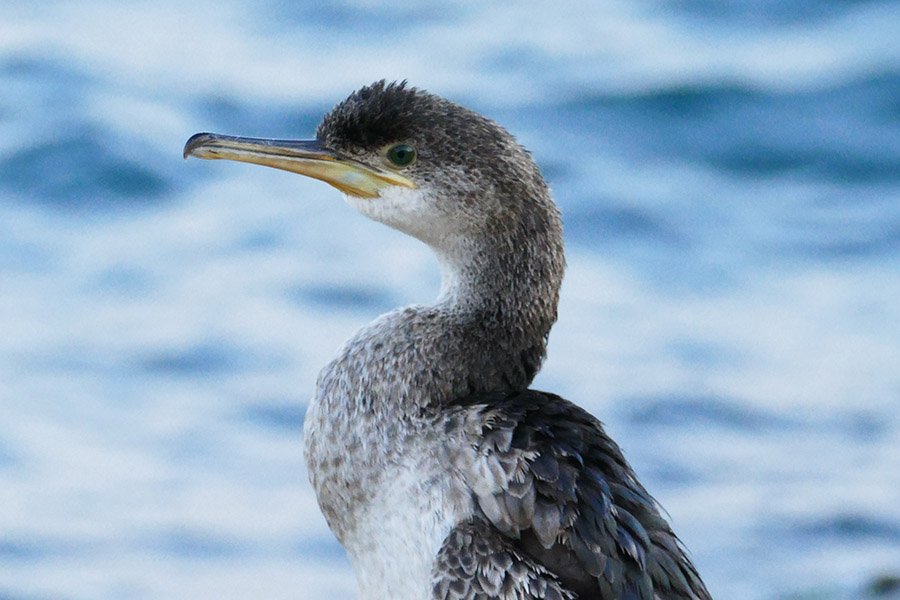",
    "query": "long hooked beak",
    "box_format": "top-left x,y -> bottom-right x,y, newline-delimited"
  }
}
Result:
183,133 -> 416,198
